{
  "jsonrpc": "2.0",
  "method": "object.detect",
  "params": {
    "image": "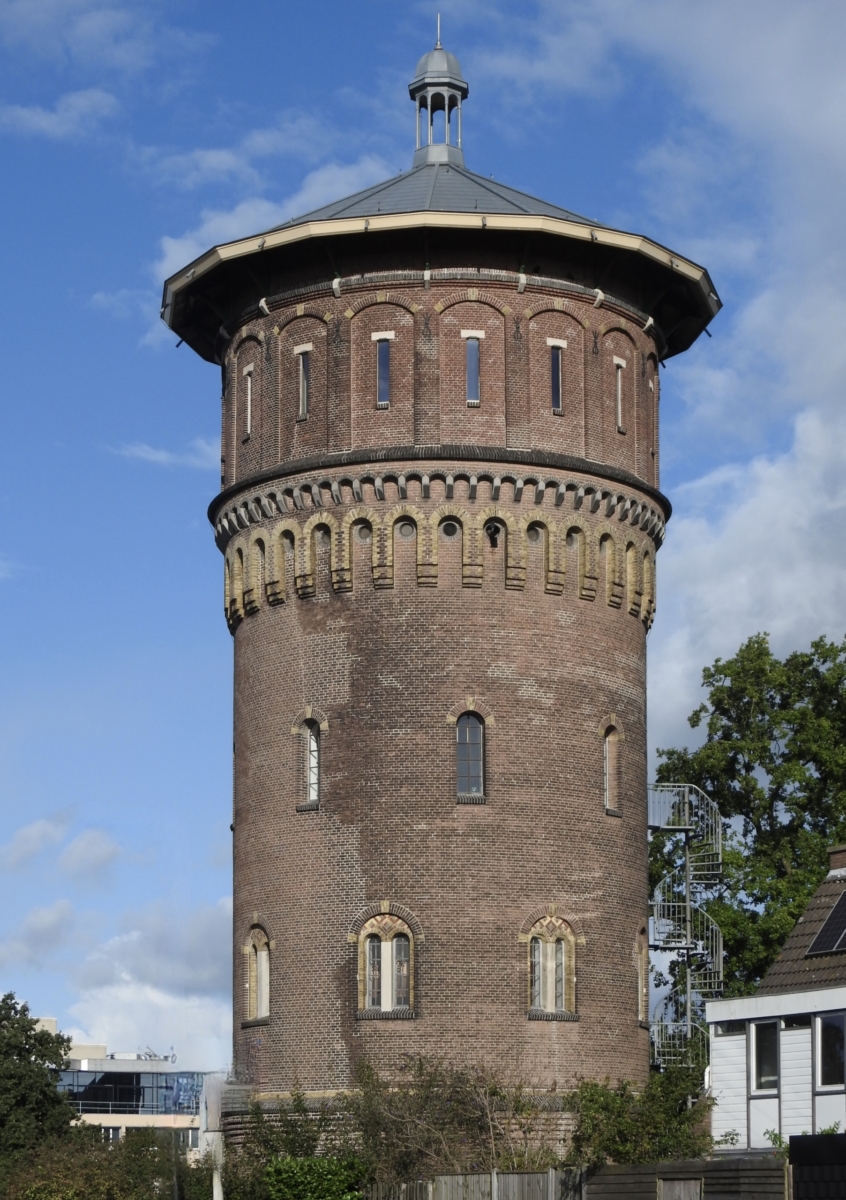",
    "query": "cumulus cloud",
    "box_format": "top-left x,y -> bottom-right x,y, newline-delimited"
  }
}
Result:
0,899 -> 75,967
76,897 -> 231,997
152,155 -> 391,283
59,829 -> 120,877
0,88 -> 118,138
0,816 -> 68,869
137,111 -> 341,191
0,0 -> 210,73
67,984 -> 230,1070
116,437 -> 219,469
